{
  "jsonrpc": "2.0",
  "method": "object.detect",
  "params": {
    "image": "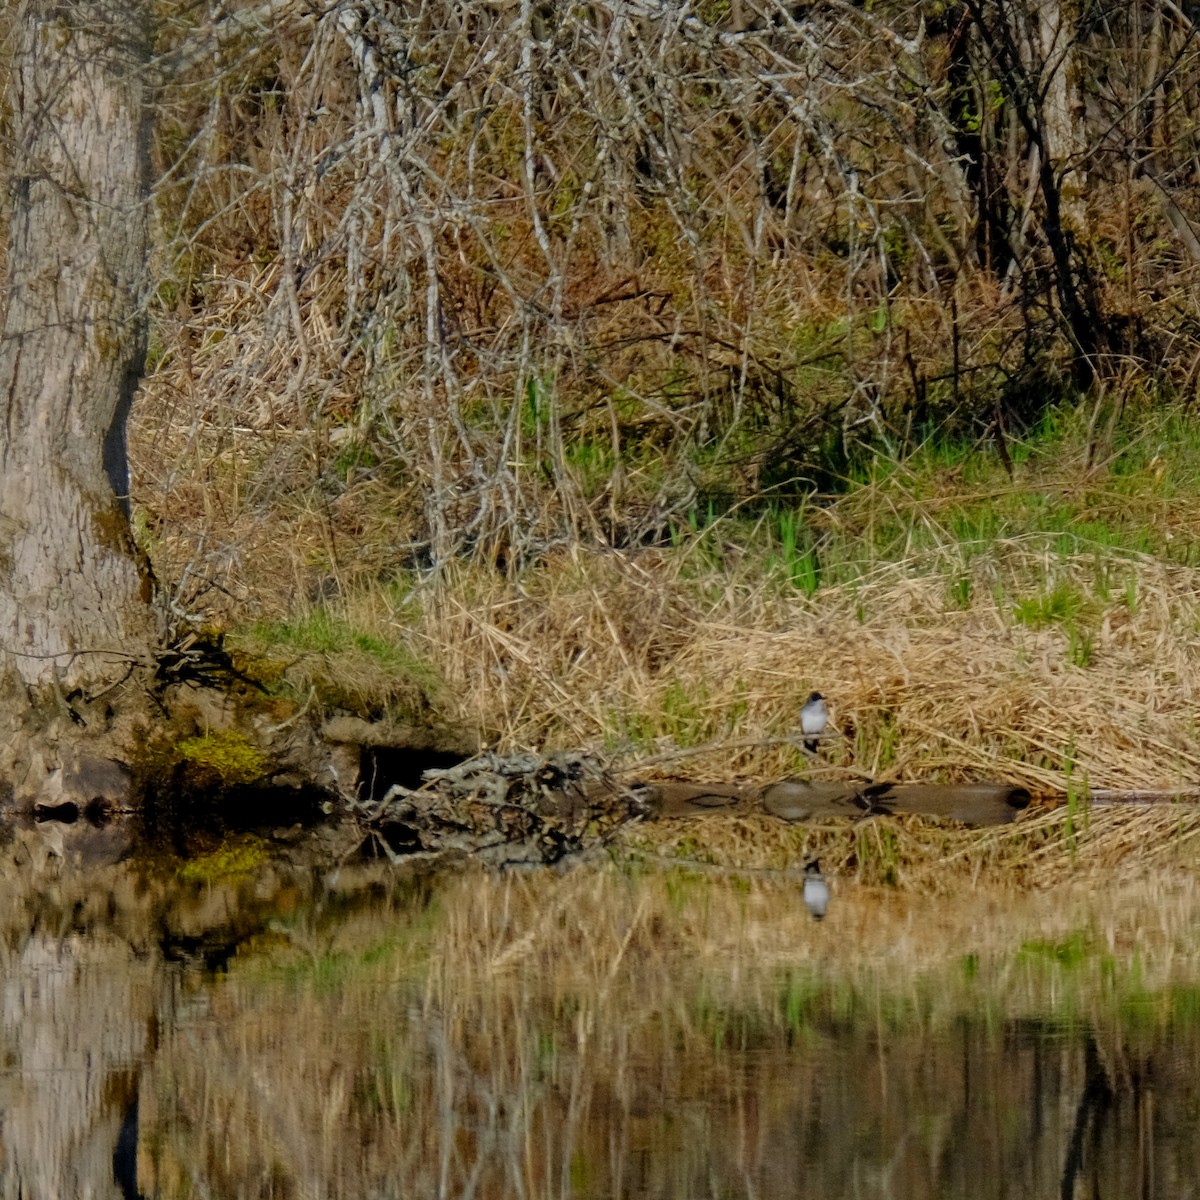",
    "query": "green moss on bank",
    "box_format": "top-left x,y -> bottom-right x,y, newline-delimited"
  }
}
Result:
175,729 -> 272,791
